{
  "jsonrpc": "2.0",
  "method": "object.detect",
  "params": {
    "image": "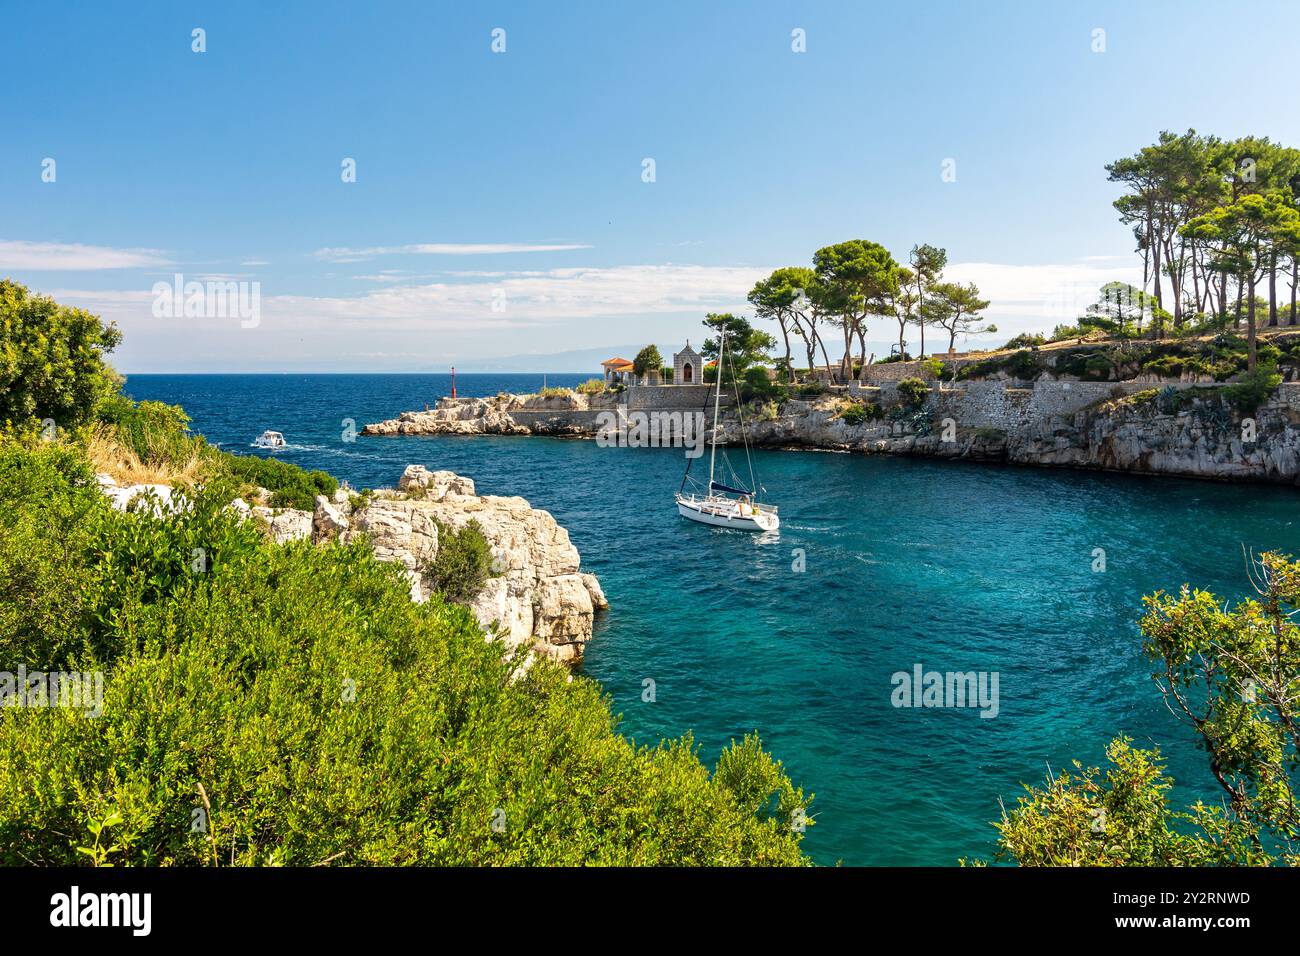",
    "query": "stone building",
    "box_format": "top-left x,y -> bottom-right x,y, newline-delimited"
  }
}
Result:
673,341 -> 702,385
